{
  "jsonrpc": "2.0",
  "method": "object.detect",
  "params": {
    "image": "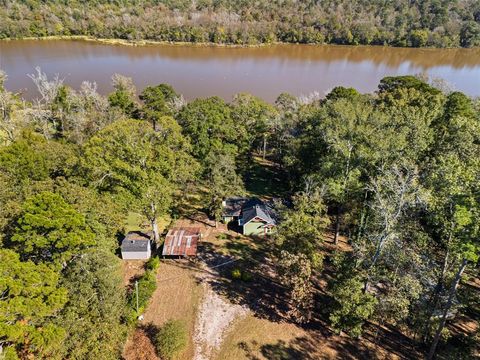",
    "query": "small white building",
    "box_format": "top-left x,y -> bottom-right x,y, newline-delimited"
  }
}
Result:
121,231 -> 152,260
